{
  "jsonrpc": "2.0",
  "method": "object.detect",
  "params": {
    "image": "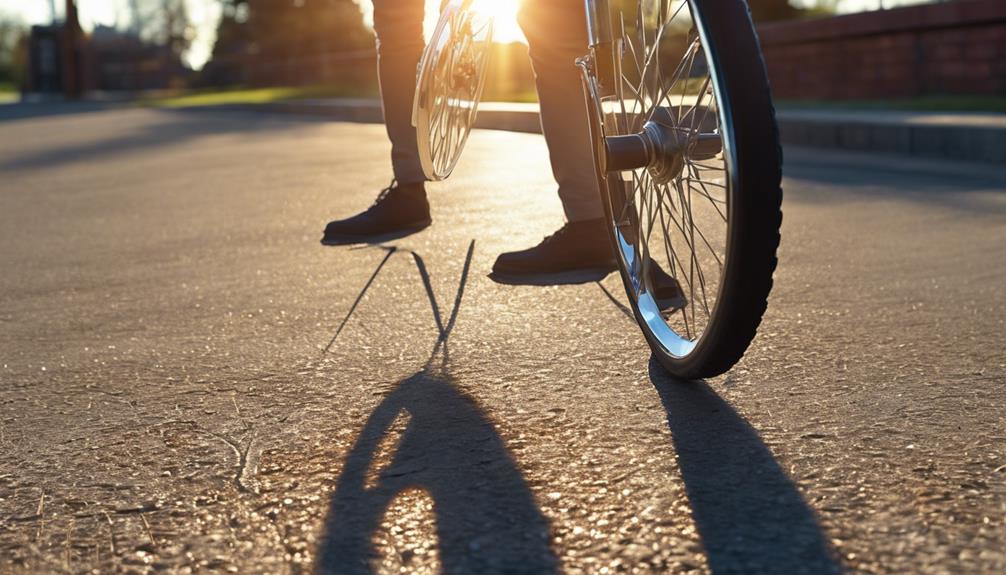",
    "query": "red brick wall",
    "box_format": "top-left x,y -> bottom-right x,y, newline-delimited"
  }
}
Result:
757,0 -> 1006,99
